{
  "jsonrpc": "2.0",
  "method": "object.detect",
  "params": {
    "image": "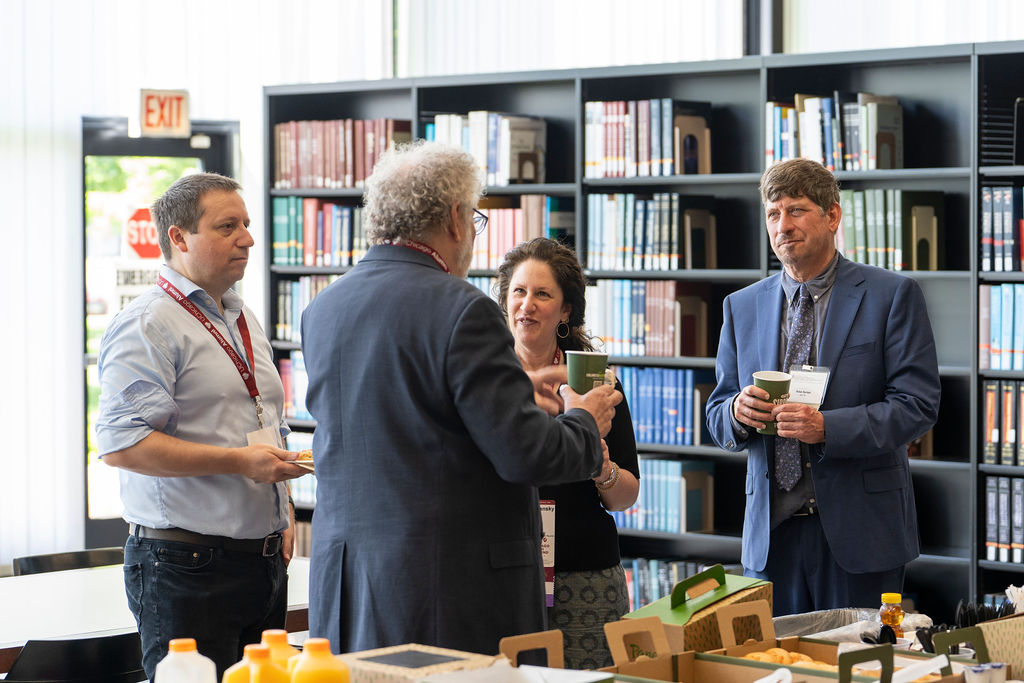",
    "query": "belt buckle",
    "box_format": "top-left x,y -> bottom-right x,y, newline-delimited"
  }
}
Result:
793,504 -> 817,517
262,534 -> 283,557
